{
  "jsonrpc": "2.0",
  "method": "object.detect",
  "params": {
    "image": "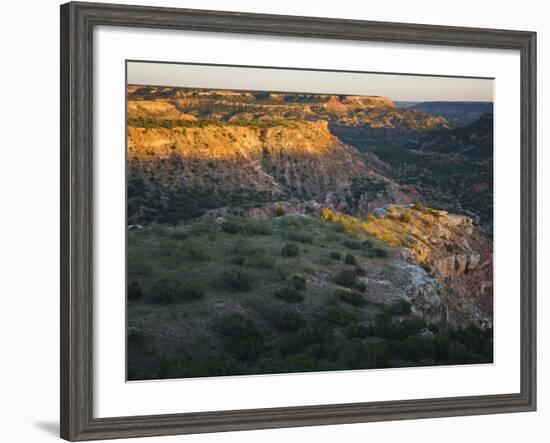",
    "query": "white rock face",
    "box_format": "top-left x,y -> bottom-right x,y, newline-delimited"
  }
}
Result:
467,253 -> 481,271
390,260 -> 490,329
